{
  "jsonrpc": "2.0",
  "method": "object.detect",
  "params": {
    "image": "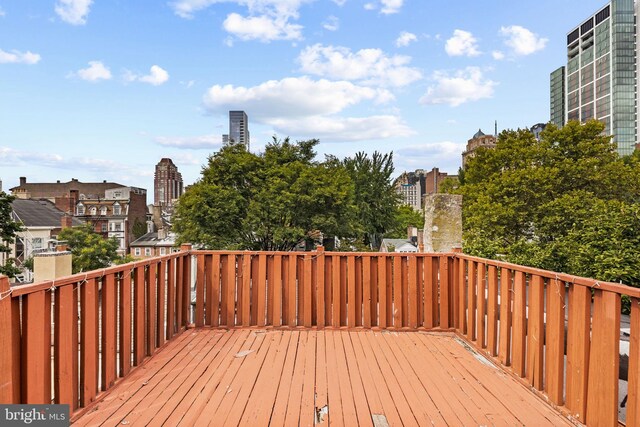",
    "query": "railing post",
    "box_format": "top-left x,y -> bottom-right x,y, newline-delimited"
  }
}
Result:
0,276 -> 19,403
180,244 -> 192,327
